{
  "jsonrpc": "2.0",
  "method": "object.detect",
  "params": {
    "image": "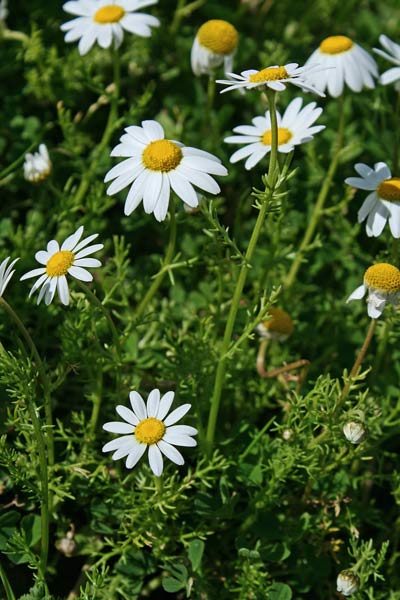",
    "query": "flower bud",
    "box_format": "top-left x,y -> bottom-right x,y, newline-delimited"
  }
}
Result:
256,307 -> 294,342
336,569 -> 360,596
343,421 -> 367,444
